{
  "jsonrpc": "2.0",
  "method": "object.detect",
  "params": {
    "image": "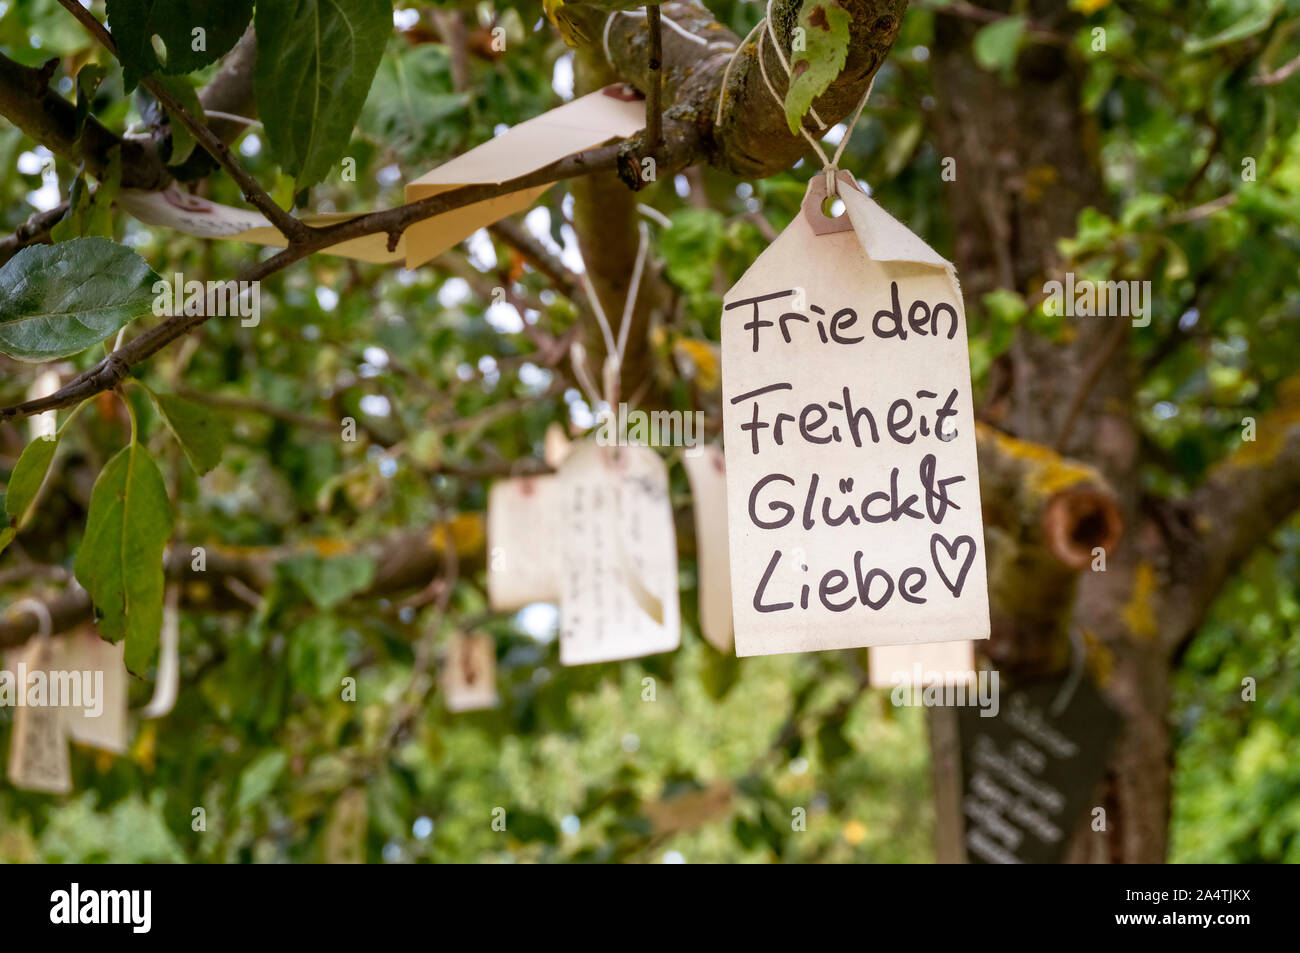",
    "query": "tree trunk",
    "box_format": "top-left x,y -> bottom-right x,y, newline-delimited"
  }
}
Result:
929,1 -> 1169,862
